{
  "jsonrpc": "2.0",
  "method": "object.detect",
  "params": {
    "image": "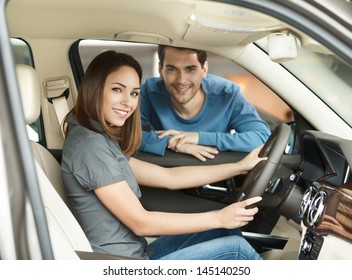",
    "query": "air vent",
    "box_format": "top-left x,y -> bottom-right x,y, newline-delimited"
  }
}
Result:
299,186 -> 316,220
307,191 -> 327,227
